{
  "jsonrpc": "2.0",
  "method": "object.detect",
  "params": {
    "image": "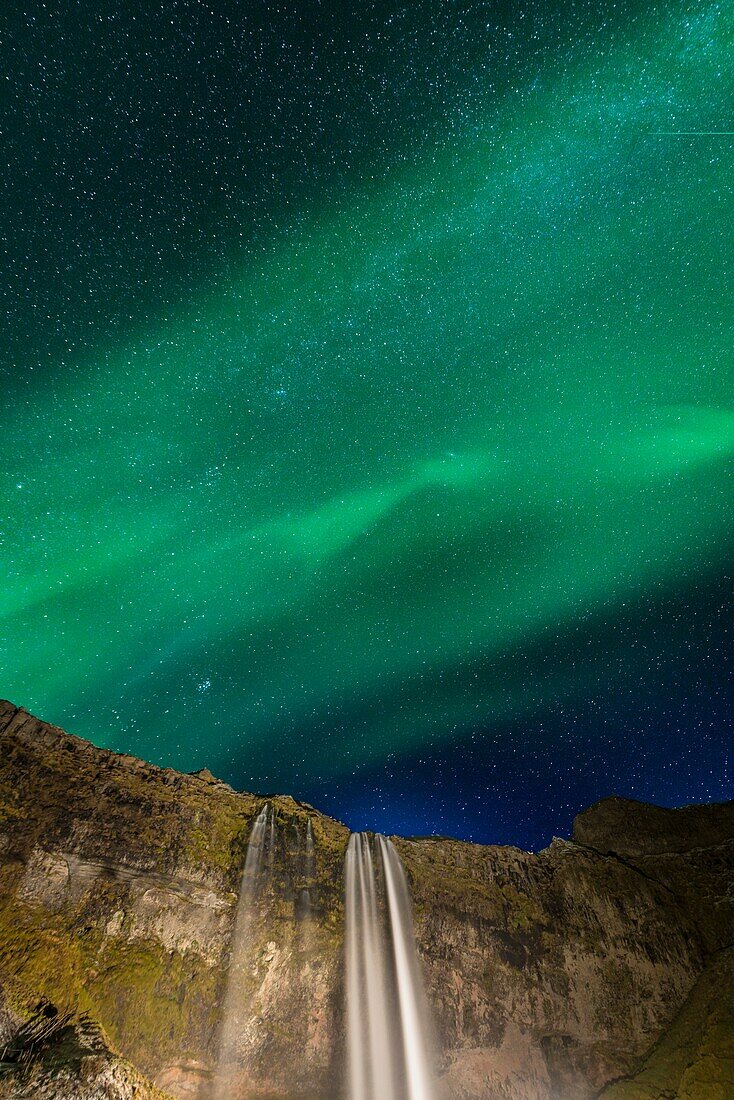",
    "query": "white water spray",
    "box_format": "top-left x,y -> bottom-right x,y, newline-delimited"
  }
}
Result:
212,803 -> 272,1100
345,833 -> 438,1100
